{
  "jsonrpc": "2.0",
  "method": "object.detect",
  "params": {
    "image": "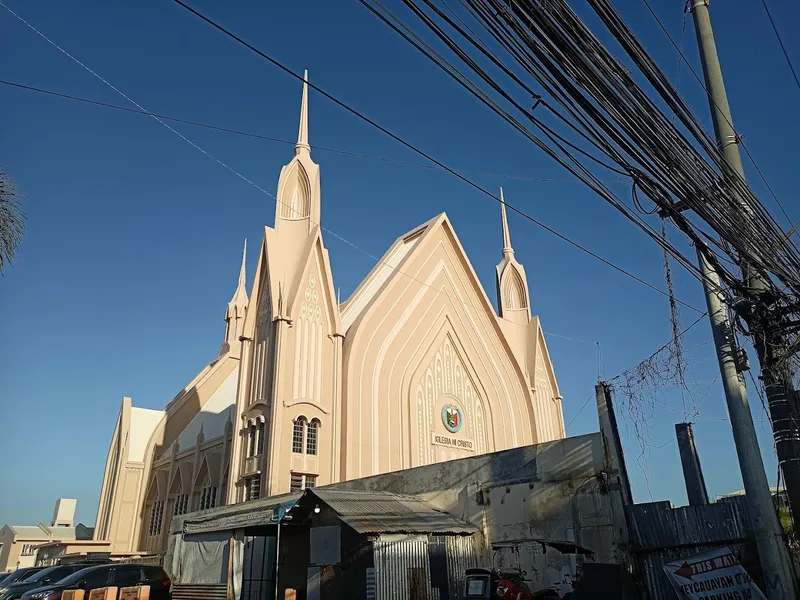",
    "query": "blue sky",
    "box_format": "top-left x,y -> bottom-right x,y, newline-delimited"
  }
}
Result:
1,0 -> 798,527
